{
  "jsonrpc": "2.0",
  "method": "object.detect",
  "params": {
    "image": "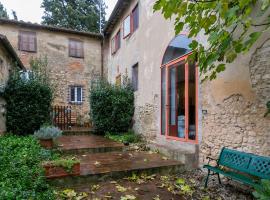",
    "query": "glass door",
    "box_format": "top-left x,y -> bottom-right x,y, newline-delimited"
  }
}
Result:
165,56 -> 197,142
